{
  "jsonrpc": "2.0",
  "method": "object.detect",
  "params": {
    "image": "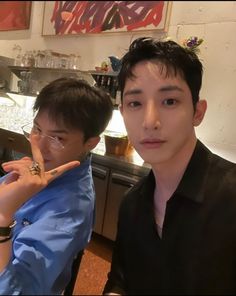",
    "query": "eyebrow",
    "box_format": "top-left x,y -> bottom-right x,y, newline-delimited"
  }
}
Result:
159,85 -> 183,92
123,89 -> 142,96
33,120 -> 69,134
124,85 -> 183,97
